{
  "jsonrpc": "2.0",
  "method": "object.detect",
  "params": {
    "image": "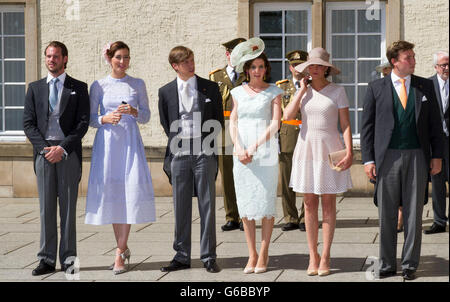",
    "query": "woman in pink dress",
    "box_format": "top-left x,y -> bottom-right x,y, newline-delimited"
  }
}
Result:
283,48 -> 353,277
